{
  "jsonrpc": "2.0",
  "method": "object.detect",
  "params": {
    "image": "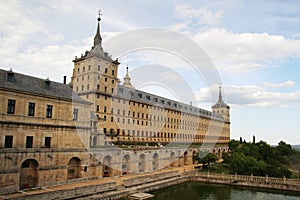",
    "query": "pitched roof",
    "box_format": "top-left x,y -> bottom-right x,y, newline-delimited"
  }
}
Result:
115,84 -> 224,121
0,69 -> 90,104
